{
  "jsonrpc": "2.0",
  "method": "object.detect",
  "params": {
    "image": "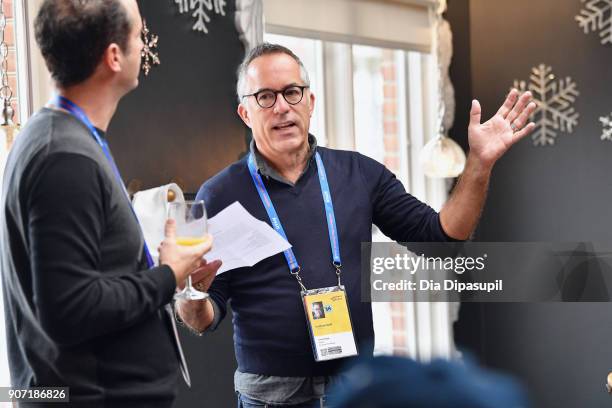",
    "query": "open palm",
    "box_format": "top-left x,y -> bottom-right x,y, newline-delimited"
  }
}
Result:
468,89 -> 537,167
